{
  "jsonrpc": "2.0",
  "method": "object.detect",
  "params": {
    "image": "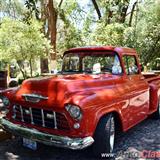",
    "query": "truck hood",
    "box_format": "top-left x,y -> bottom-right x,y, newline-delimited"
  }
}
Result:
15,74 -> 122,108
